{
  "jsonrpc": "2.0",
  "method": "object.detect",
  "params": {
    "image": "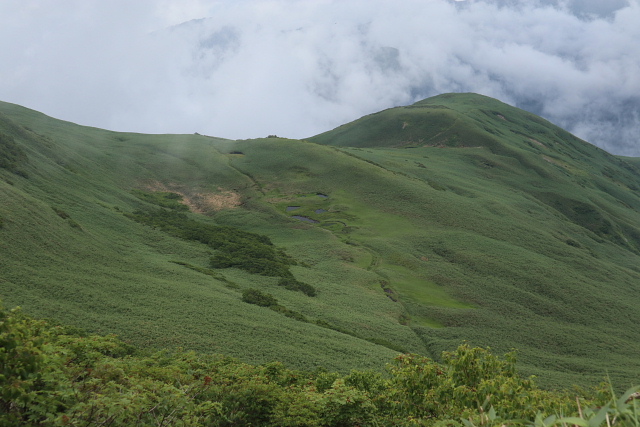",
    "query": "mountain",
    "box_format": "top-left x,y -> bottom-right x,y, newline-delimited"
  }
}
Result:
1,93 -> 639,388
